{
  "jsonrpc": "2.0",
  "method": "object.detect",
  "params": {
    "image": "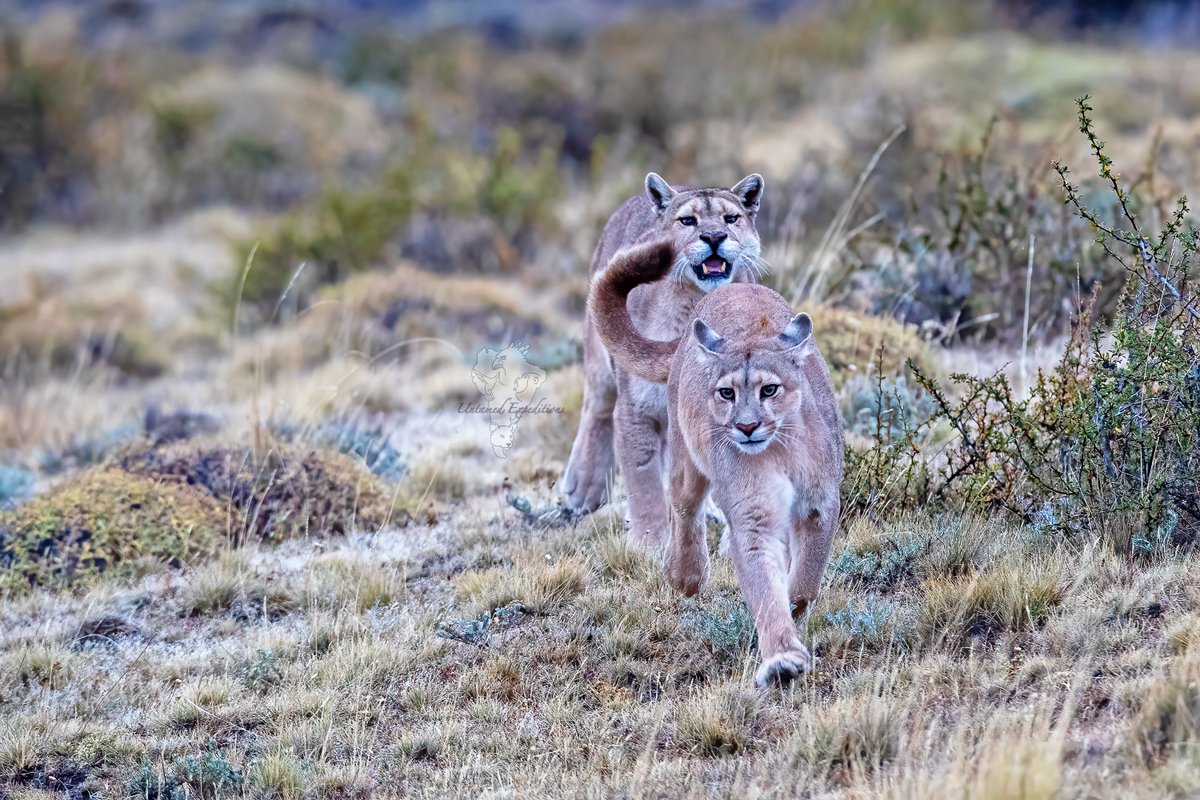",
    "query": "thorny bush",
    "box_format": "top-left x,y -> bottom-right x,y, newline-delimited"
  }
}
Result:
845,97 -> 1200,556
